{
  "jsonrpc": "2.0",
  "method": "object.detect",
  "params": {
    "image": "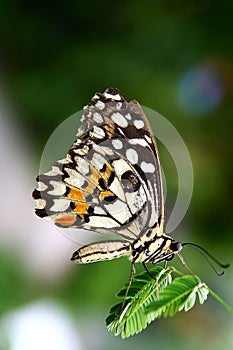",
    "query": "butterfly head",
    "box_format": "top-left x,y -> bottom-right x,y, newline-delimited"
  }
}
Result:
170,241 -> 183,253
132,234 -> 183,265
150,239 -> 183,264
